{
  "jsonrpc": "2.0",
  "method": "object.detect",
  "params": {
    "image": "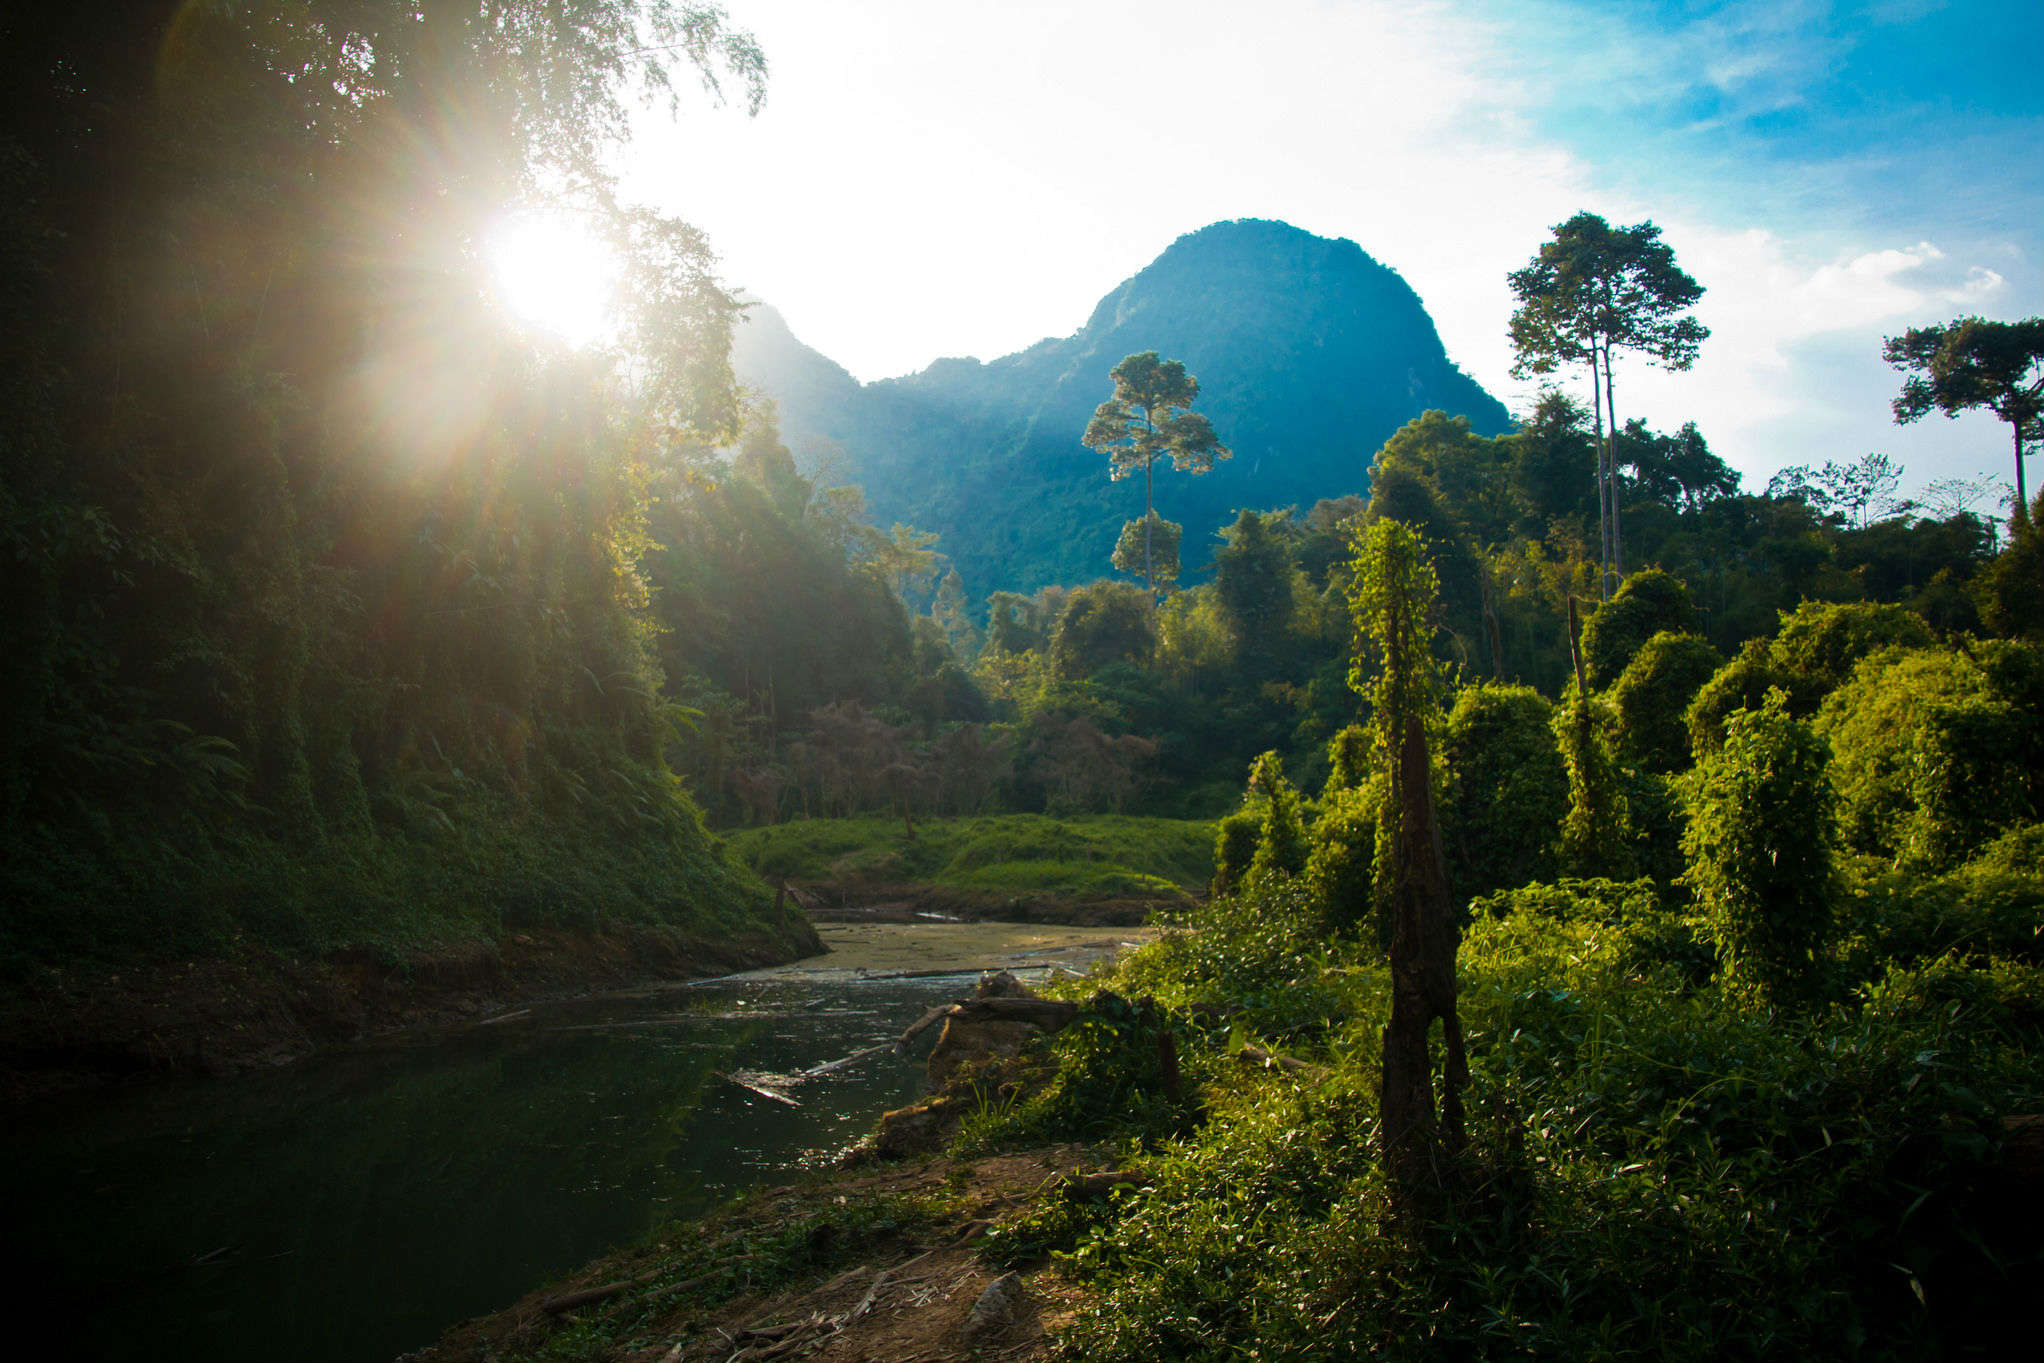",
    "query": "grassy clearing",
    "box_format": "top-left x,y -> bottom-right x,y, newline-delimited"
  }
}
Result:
725,814 -> 1216,900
